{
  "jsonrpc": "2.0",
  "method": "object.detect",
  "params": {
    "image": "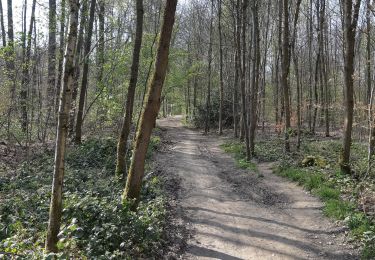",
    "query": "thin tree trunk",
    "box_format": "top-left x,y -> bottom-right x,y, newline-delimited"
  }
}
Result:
249,0 -> 260,157
340,0 -> 361,174
204,0 -> 214,134
0,0 -> 6,47
123,0 -> 177,209
281,0 -> 291,152
6,0 -> 15,140
56,0 -> 66,113
45,0 -> 57,140
240,0 -> 250,159
20,0 -> 36,133
291,0 -> 302,149
69,0 -> 88,136
218,0 -> 224,135
75,0 -> 97,144
45,0 -> 79,252
116,0 -> 144,179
